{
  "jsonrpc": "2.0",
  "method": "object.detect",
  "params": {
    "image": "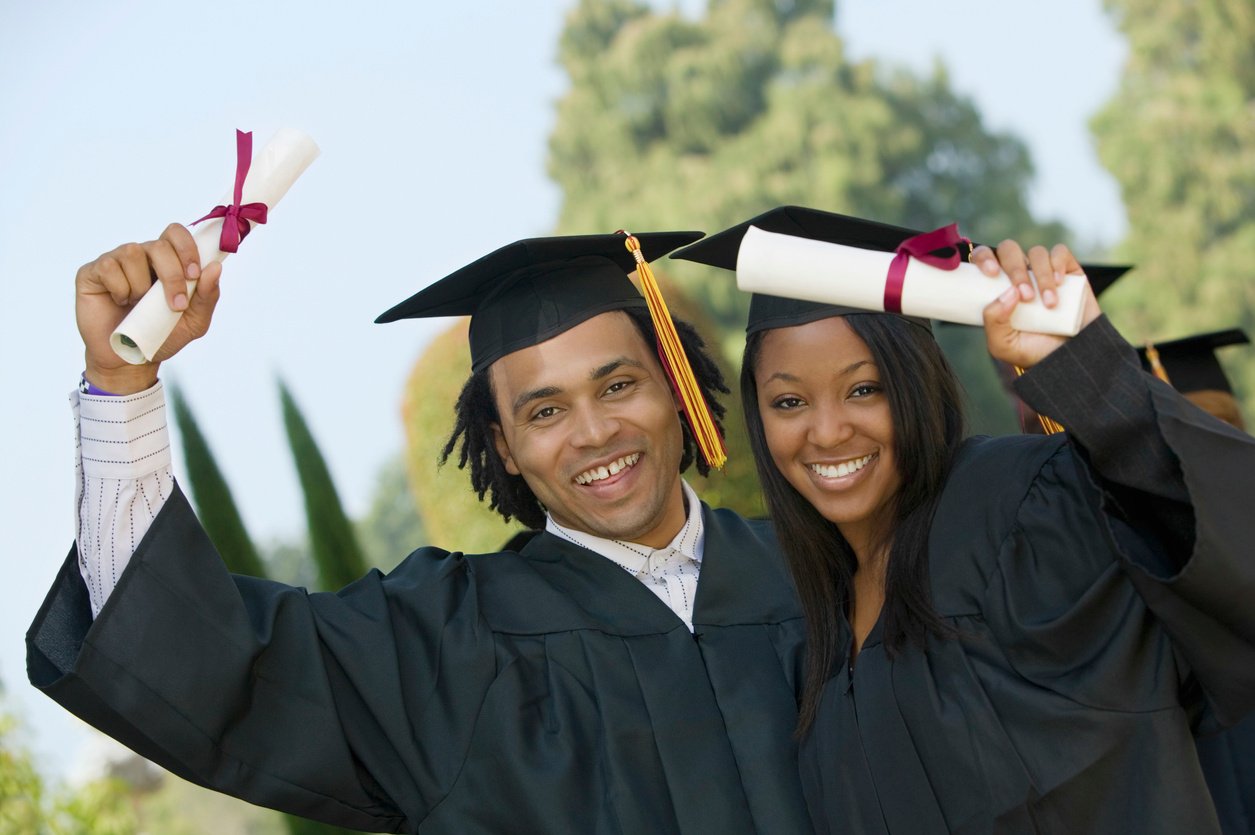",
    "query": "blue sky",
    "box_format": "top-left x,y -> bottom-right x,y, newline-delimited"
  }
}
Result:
0,0 -> 1125,777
